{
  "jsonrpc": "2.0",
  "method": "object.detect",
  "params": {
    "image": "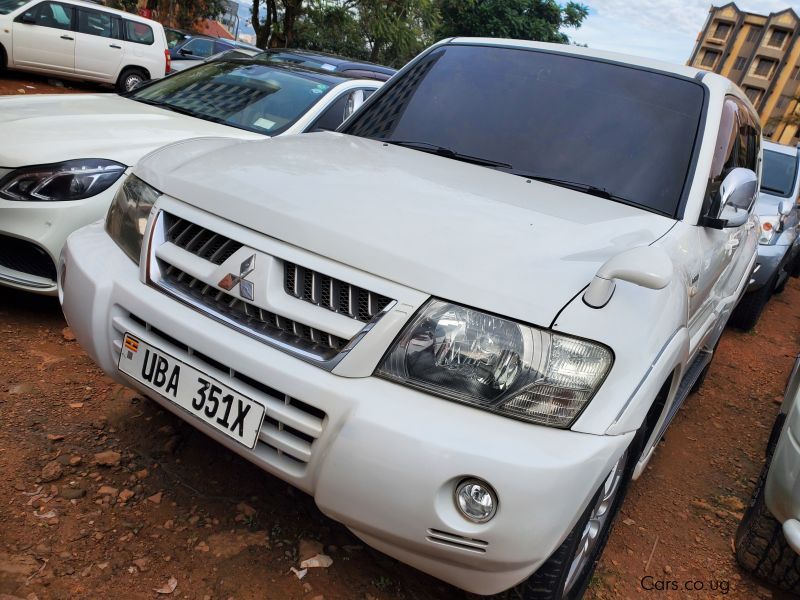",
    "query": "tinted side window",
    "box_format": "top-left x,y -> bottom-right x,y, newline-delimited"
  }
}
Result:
124,20 -> 154,45
27,1 -> 73,30
213,40 -> 233,54
309,94 -> 349,131
78,9 -> 113,38
182,38 -> 215,57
